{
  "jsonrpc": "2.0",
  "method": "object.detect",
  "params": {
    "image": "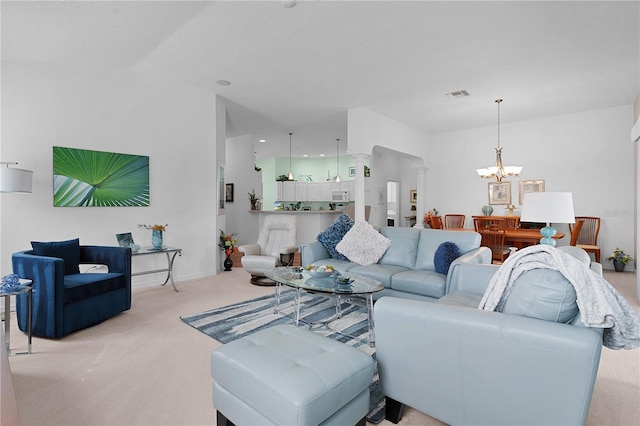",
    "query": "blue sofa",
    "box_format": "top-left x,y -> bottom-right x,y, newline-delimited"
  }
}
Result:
301,227 -> 491,301
375,251 -> 604,425
12,245 -> 132,338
